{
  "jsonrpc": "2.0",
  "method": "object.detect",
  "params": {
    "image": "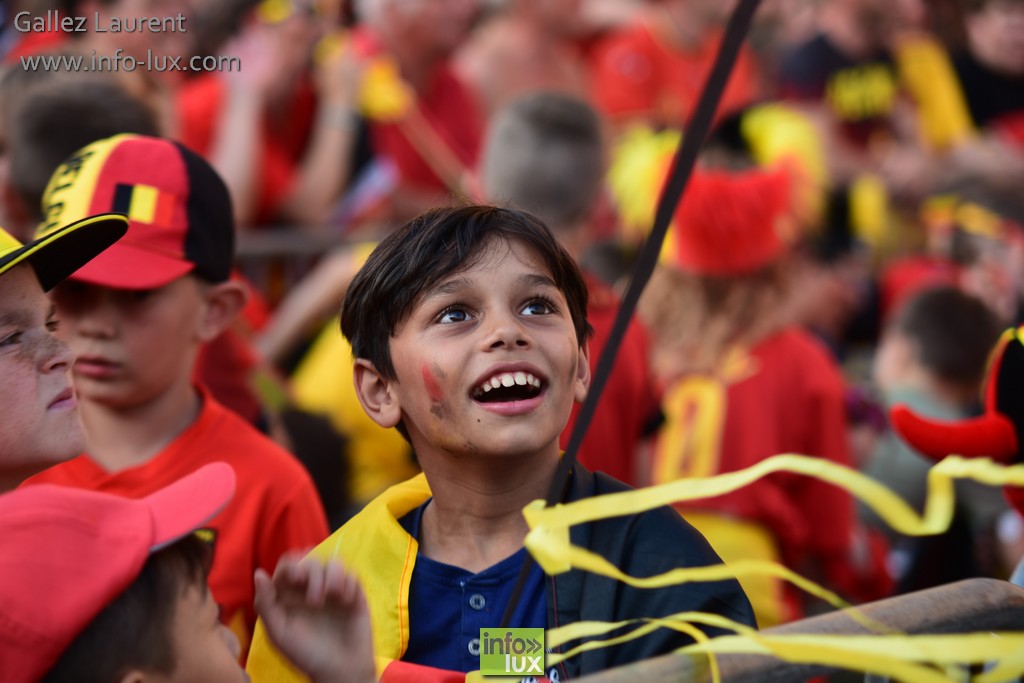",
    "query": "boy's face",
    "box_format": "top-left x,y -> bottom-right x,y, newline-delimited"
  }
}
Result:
50,276 -> 207,409
363,238 -> 590,460
0,265 -> 81,477
154,582 -> 246,683
969,0 -> 1024,74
